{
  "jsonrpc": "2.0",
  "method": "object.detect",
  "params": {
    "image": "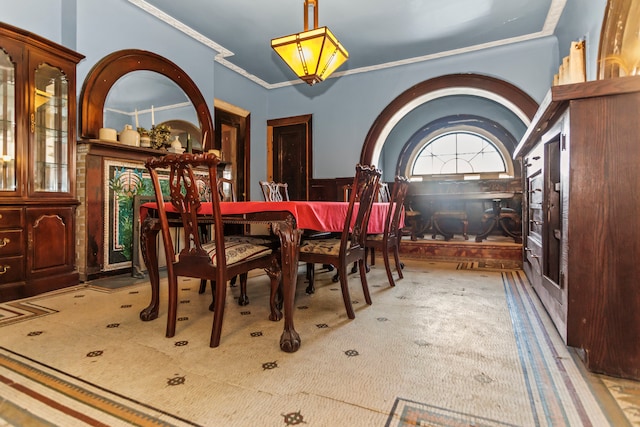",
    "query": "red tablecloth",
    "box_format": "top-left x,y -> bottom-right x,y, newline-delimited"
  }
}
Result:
141,201 -> 399,234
